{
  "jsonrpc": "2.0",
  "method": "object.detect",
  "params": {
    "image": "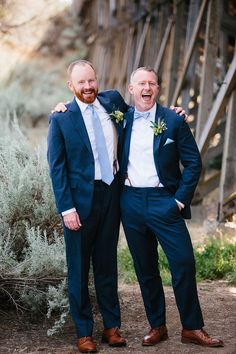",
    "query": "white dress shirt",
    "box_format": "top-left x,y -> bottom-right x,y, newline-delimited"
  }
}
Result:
125,103 -> 184,209
62,97 -> 118,216
125,103 -> 164,187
